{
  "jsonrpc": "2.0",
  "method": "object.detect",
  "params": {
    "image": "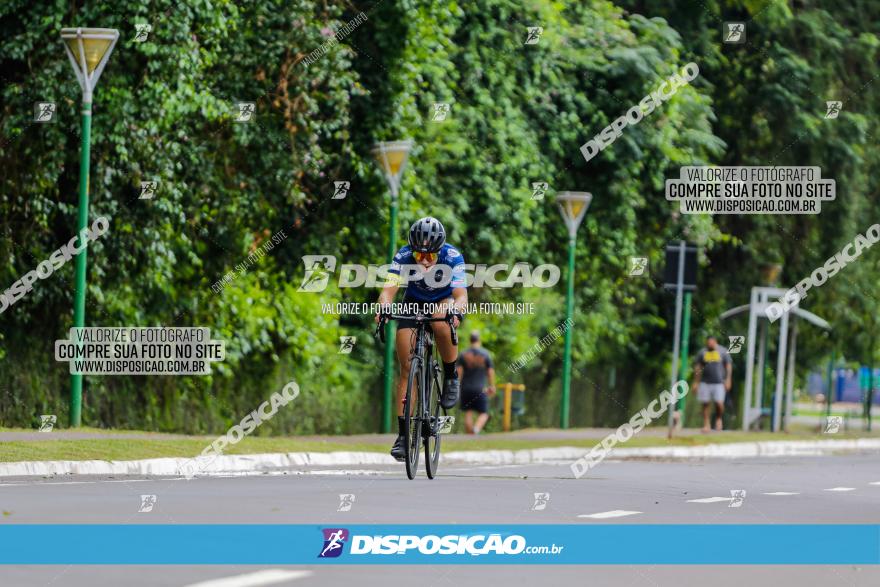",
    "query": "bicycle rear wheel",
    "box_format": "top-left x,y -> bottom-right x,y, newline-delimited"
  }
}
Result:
404,358 -> 422,479
424,358 -> 443,479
